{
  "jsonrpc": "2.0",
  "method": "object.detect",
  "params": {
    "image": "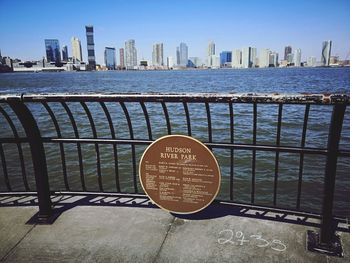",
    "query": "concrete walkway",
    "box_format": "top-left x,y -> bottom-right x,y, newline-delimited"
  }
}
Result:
0,195 -> 349,263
